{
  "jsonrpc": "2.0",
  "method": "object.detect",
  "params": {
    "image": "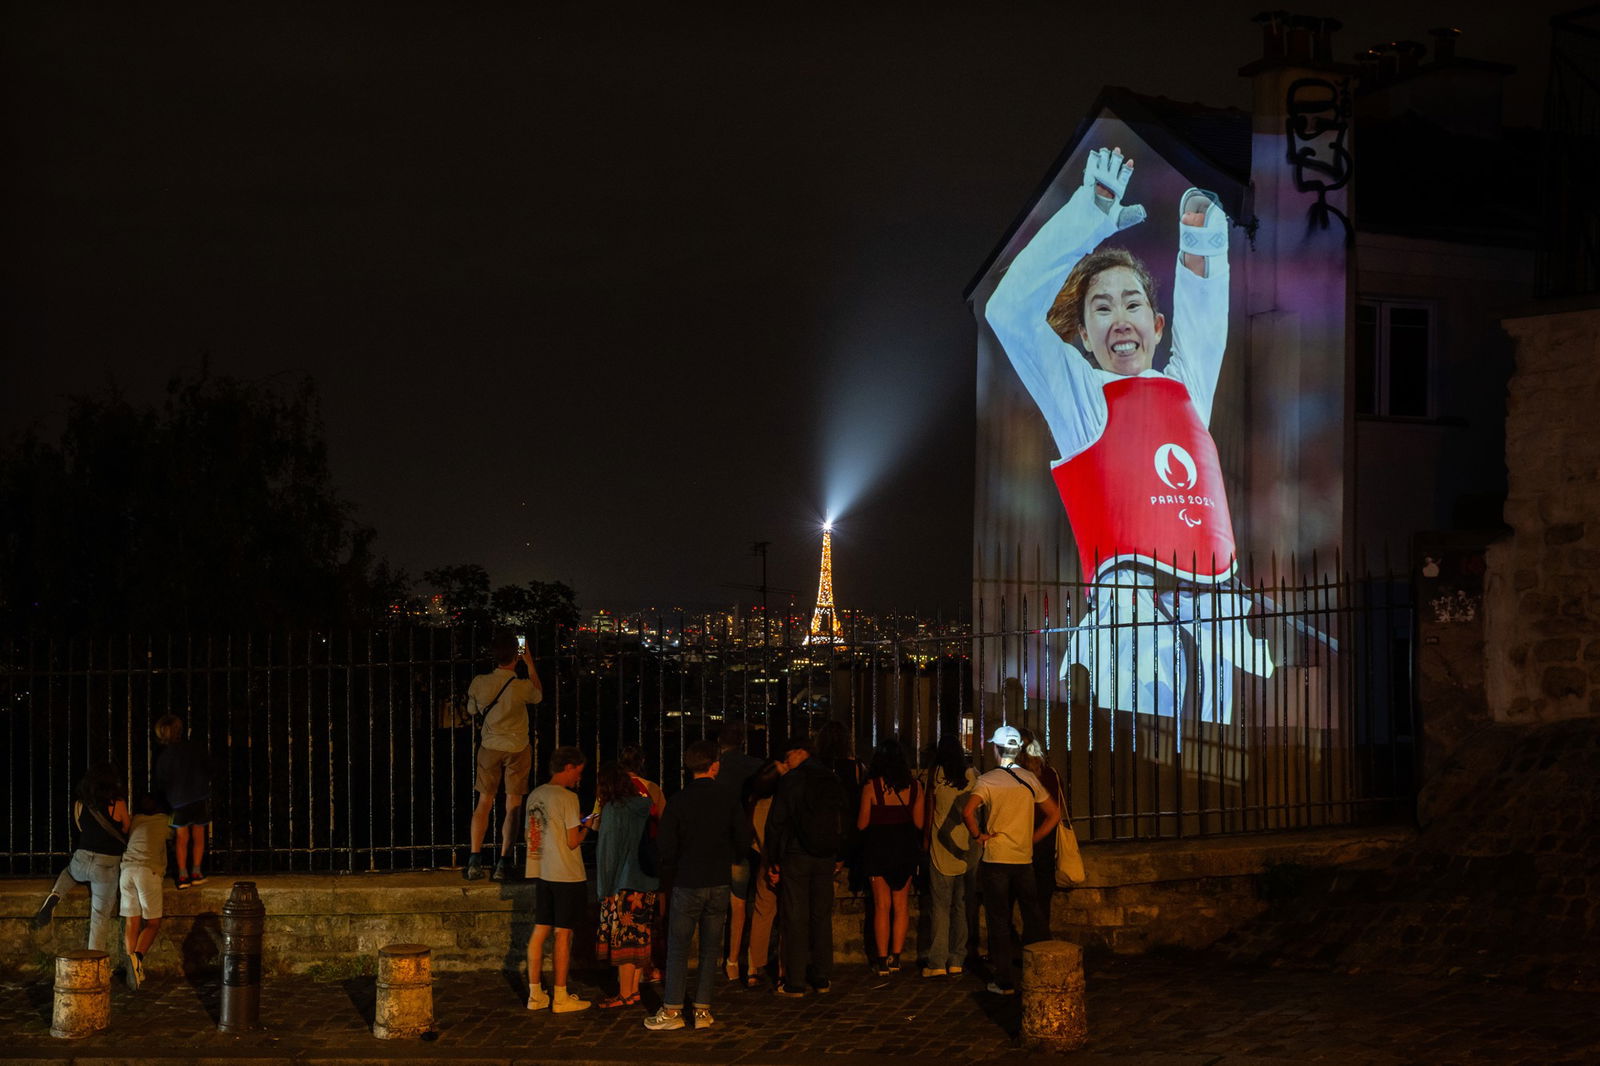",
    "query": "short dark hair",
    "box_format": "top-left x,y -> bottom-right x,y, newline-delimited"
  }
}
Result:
776,734 -> 815,758
491,629 -> 519,666
718,718 -> 746,750
683,739 -> 721,776
136,792 -> 165,816
549,746 -> 586,775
